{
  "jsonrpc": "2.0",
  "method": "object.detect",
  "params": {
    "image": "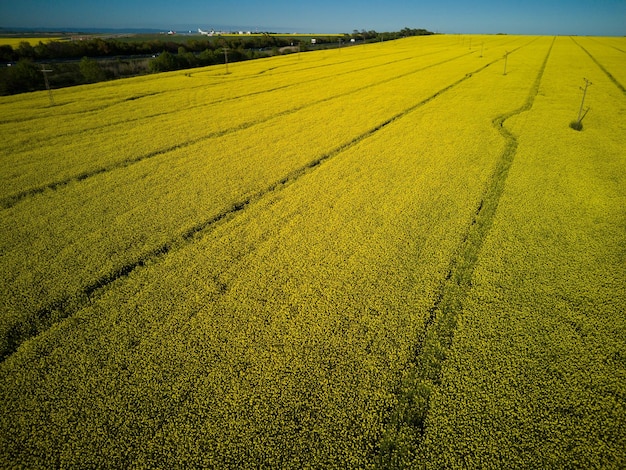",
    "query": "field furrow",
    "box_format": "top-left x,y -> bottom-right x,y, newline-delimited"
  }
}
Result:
0,48 -> 479,208
571,36 -> 626,94
0,36 -> 526,359
1,34 -> 623,468
419,35 -> 626,467
376,36 -> 555,467
0,35 -> 528,204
